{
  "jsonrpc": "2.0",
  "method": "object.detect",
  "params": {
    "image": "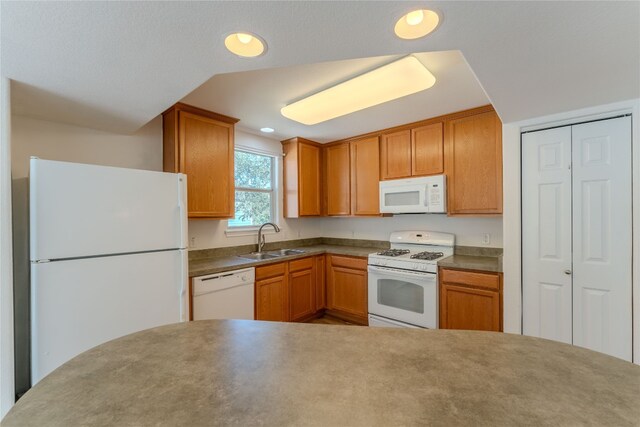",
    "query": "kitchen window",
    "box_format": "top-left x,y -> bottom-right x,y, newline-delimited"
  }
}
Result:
228,149 -> 276,228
